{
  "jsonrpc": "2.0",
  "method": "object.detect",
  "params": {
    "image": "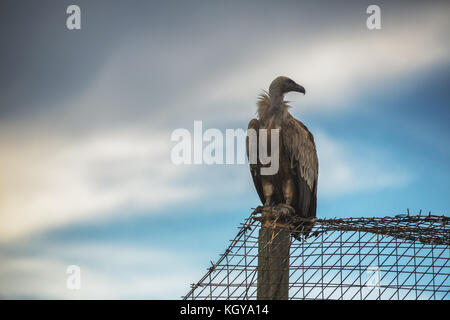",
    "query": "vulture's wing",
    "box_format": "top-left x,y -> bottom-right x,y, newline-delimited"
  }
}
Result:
281,114 -> 318,219
246,118 -> 265,205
